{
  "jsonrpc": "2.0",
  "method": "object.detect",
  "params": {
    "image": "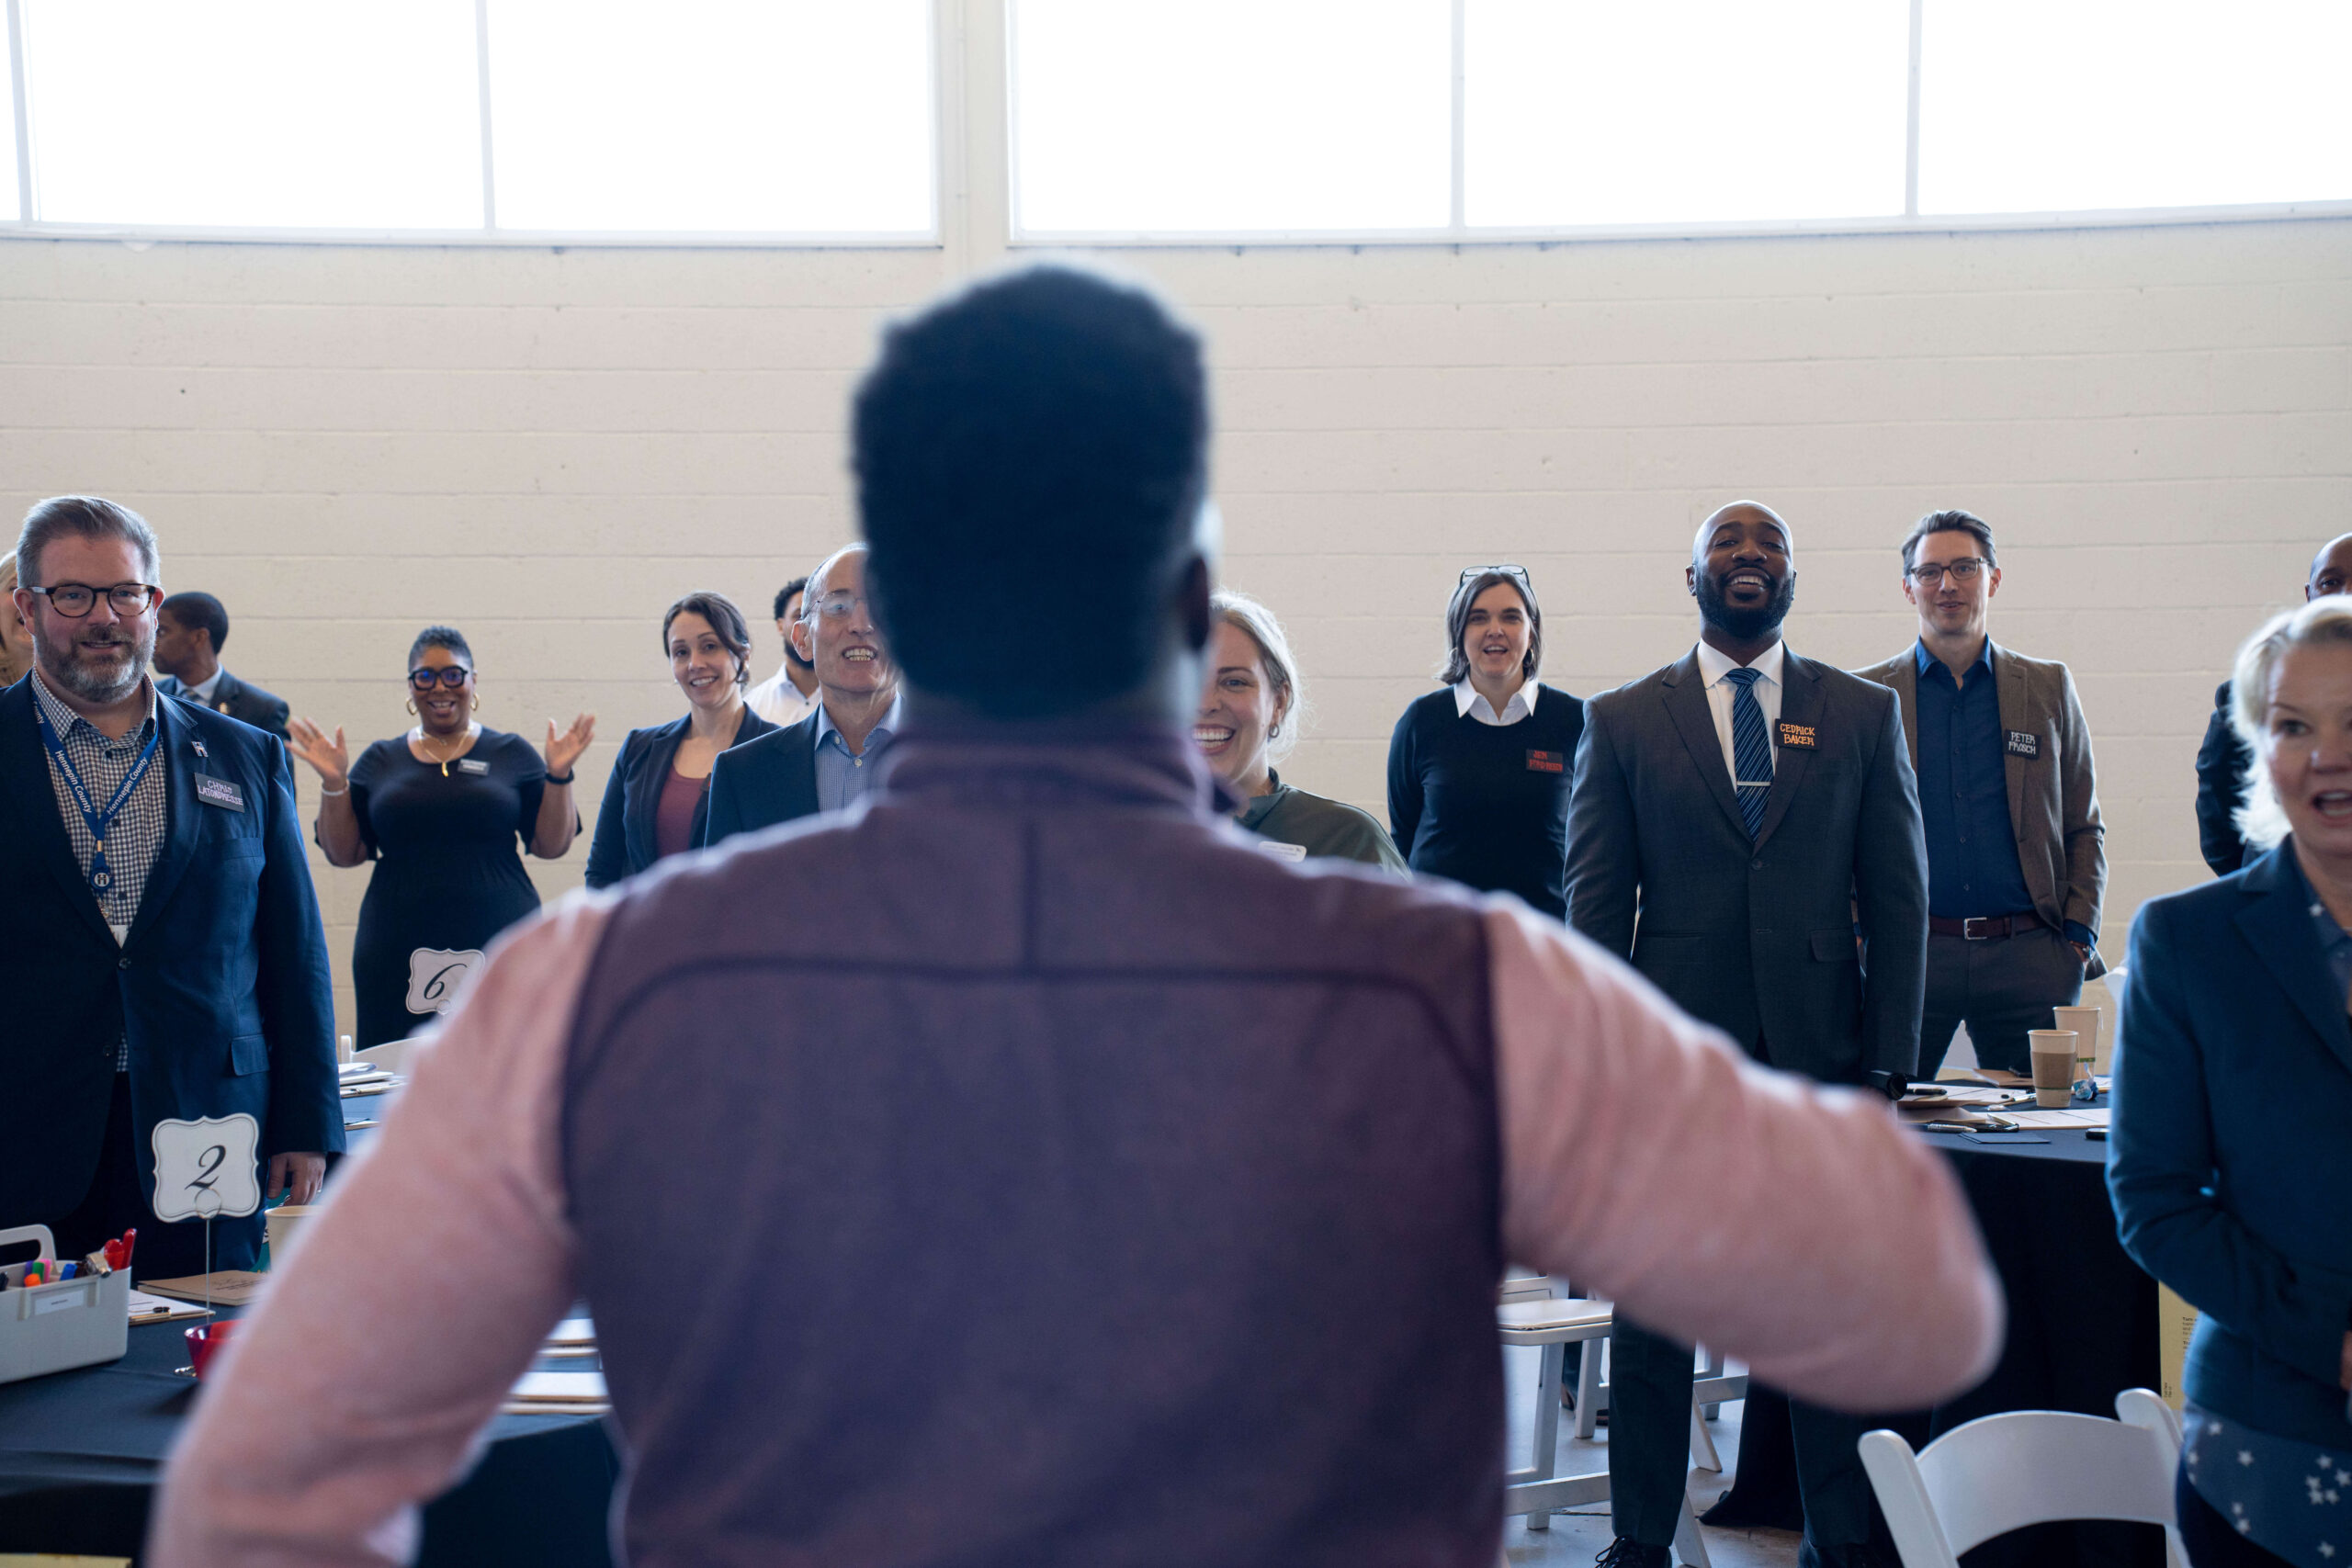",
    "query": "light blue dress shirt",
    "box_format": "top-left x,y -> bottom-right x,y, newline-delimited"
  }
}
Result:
813,693 -> 903,812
